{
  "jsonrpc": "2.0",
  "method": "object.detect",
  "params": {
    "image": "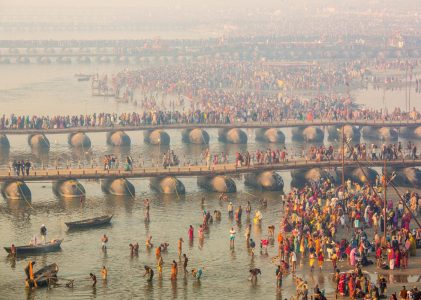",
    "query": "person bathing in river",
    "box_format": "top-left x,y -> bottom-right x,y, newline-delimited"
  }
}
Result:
229,227 -> 236,248
101,234 -> 108,250
143,265 -> 154,282
178,238 -> 183,258
246,201 -> 251,216
101,266 -> 108,280
188,225 -> 194,240
160,242 -> 169,252
183,254 -> 189,275
144,199 -> 150,222
90,273 -> 97,287
228,202 -> 234,218
129,243 -> 139,256
171,260 -> 178,280
213,210 -> 221,221
249,268 -> 261,282
146,236 -> 153,248
191,267 -> 203,280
